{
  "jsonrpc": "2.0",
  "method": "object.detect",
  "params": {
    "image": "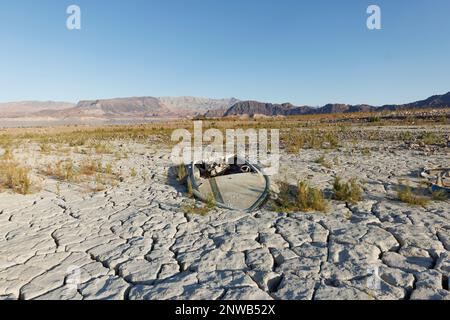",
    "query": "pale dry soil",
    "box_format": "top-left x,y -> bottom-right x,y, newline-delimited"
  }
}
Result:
0,130 -> 449,300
